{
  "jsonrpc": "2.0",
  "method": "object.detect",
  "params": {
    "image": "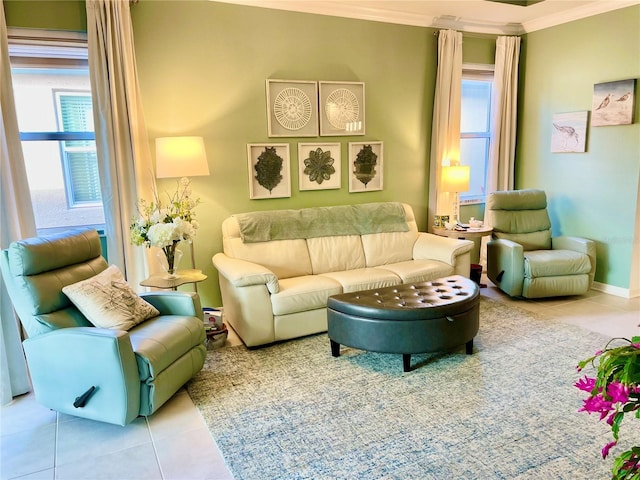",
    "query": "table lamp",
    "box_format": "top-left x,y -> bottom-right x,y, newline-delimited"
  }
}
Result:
155,136 -> 209,288
441,165 -> 470,224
